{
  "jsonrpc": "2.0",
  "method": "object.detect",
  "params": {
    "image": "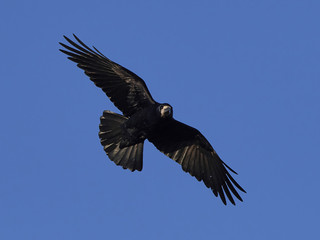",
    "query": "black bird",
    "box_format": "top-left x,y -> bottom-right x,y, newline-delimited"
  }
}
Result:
59,35 -> 246,205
